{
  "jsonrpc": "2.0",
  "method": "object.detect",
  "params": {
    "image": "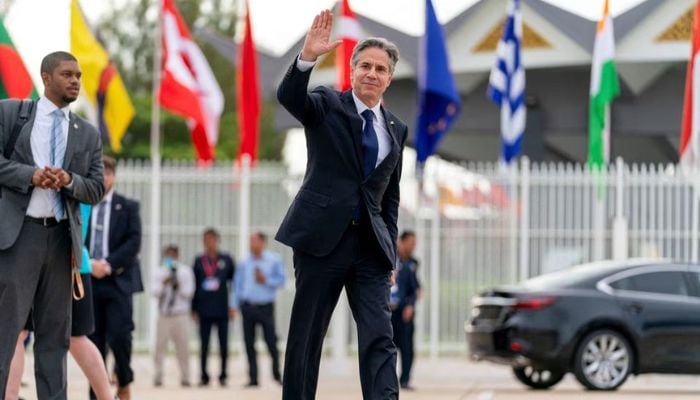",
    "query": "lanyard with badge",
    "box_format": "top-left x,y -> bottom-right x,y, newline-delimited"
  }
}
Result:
201,256 -> 220,292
